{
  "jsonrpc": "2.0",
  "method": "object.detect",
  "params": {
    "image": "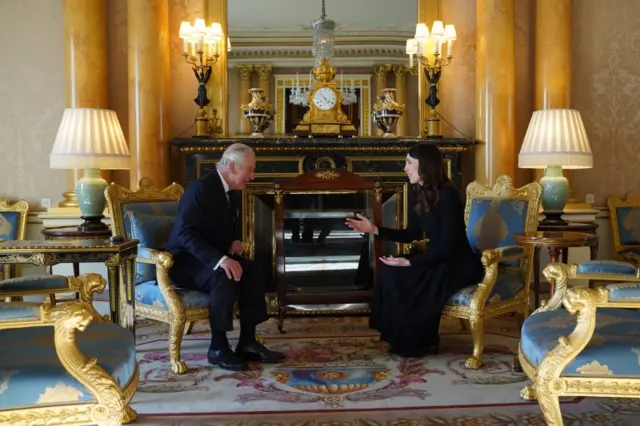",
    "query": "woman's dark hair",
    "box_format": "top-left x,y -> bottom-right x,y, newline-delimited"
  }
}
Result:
407,143 -> 452,213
